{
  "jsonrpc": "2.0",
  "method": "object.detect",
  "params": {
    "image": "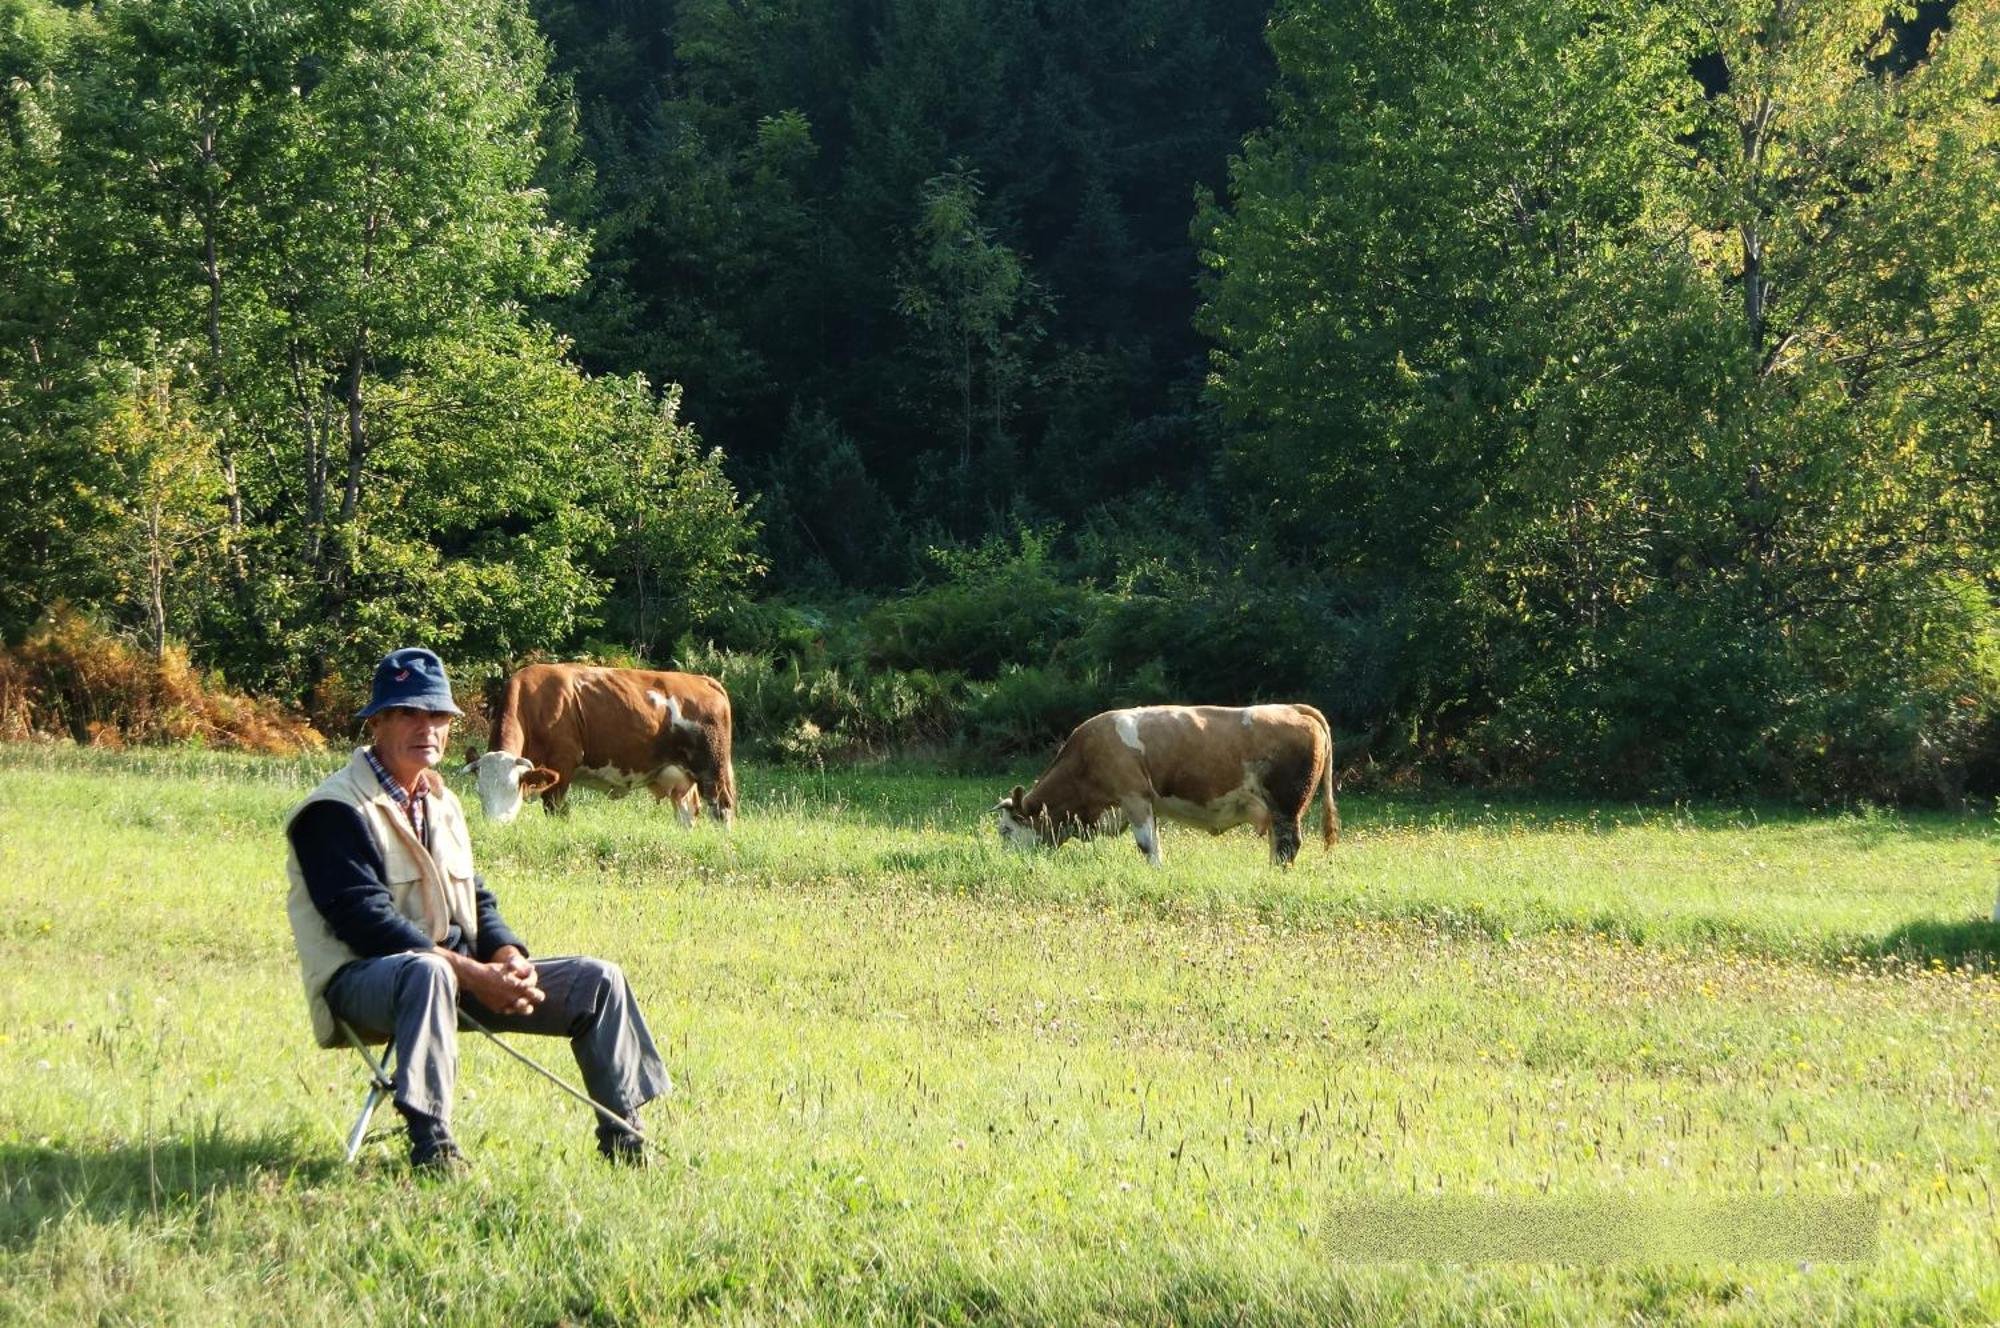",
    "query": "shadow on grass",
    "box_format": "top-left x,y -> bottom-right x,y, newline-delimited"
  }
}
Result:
1863,917 -> 2000,967
873,845 -> 1004,877
0,1129 -> 339,1248
1351,791 -> 1994,844
751,778 -> 1996,842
